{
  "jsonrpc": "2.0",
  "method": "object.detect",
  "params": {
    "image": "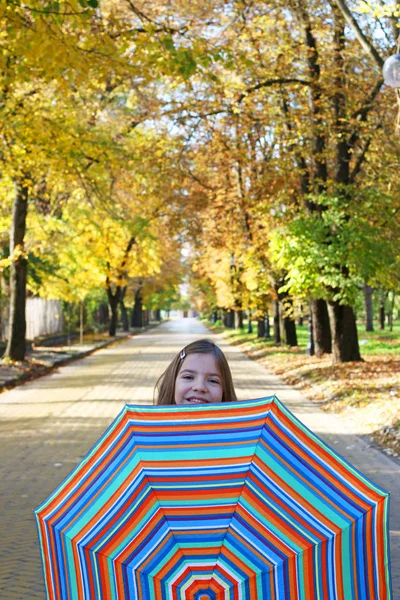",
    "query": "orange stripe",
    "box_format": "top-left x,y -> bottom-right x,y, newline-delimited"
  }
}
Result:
39,519 -> 57,600
125,403 -> 271,422
287,554 -> 299,598
365,507 -> 376,598
320,540 -> 329,598
334,531 -> 345,600
350,521 -> 359,599
304,545 -> 316,600
375,499 -> 388,600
